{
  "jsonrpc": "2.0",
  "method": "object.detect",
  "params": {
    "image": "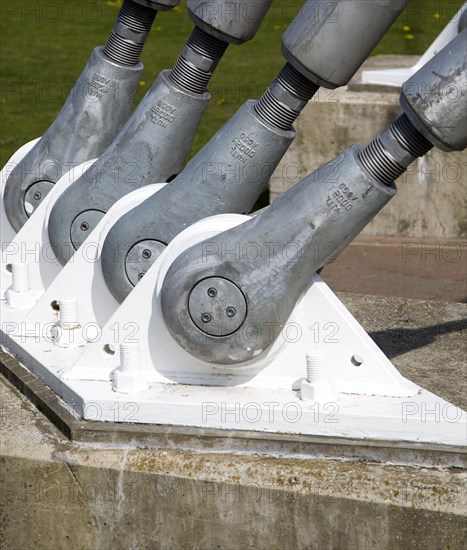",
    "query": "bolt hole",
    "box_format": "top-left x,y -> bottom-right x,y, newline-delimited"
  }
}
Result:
103,343 -> 116,355
138,272 -> 145,281
80,222 -> 89,232
142,249 -> 151,259
207,287 -> 217,298
50,300 -> 60,312
351,354 -> 363,366
5,264 -> 12,273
